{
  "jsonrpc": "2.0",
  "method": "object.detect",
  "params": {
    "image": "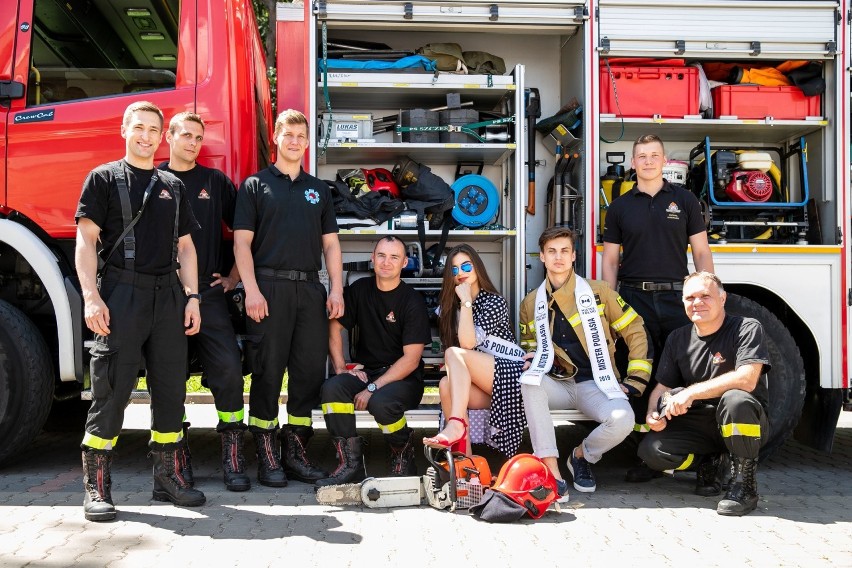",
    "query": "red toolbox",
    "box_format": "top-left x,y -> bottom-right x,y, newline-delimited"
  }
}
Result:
712,85 -> 821,119
599,65 -> 699,118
